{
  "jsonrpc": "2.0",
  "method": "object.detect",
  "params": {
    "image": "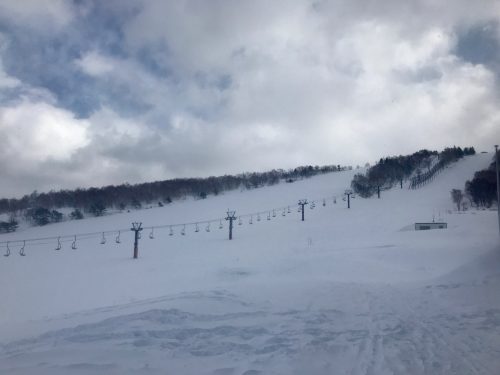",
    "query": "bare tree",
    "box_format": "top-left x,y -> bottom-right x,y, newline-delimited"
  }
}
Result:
451,189 -> 464,211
